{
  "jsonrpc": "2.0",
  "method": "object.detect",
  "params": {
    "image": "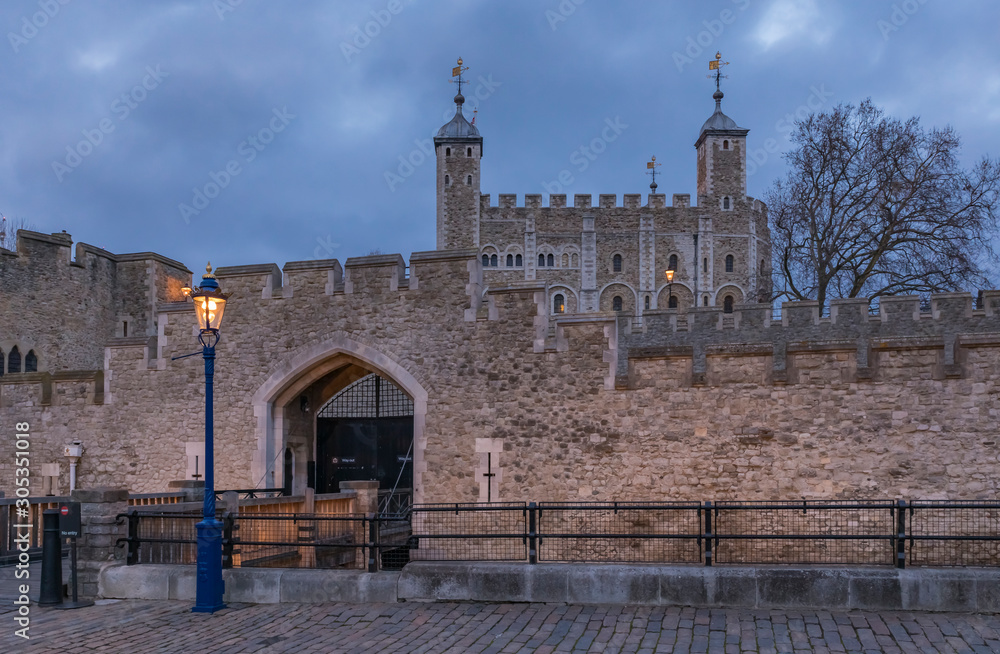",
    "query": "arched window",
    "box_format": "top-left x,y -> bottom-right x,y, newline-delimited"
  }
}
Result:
516,254 -> 522,267
612,296 -> 622,312
668,254 -> 678,272
466,175 -> 472,186
445,147 -> 451,157
547,253 -> 554,267
561,253 -> 569,267
724,296 -> 734,314
444,174 -> 450,186
723,140 -> 729,150
538,254 -> 545,267
553,293 -> 565,314
482,254 -> 489,267
725,255 -> 734,273
668,295 -> 678,309
490,254 -> 498,267
613,254 -> 622,273
760,259 -> 766,274
703,258 -> 708,273
506,254 -> 514,267
644,296 -> 650,310
467,147 -> 472,157
25,350 -> 37,372
723,196 -> 730,210
703,296 -> 709,306
571,253 -> 578,267
8,346 -> 21,374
